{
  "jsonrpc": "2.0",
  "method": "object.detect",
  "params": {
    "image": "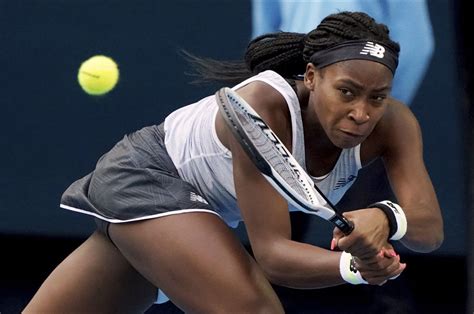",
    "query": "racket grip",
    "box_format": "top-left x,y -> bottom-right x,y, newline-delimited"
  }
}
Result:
330,214 -> 354,235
